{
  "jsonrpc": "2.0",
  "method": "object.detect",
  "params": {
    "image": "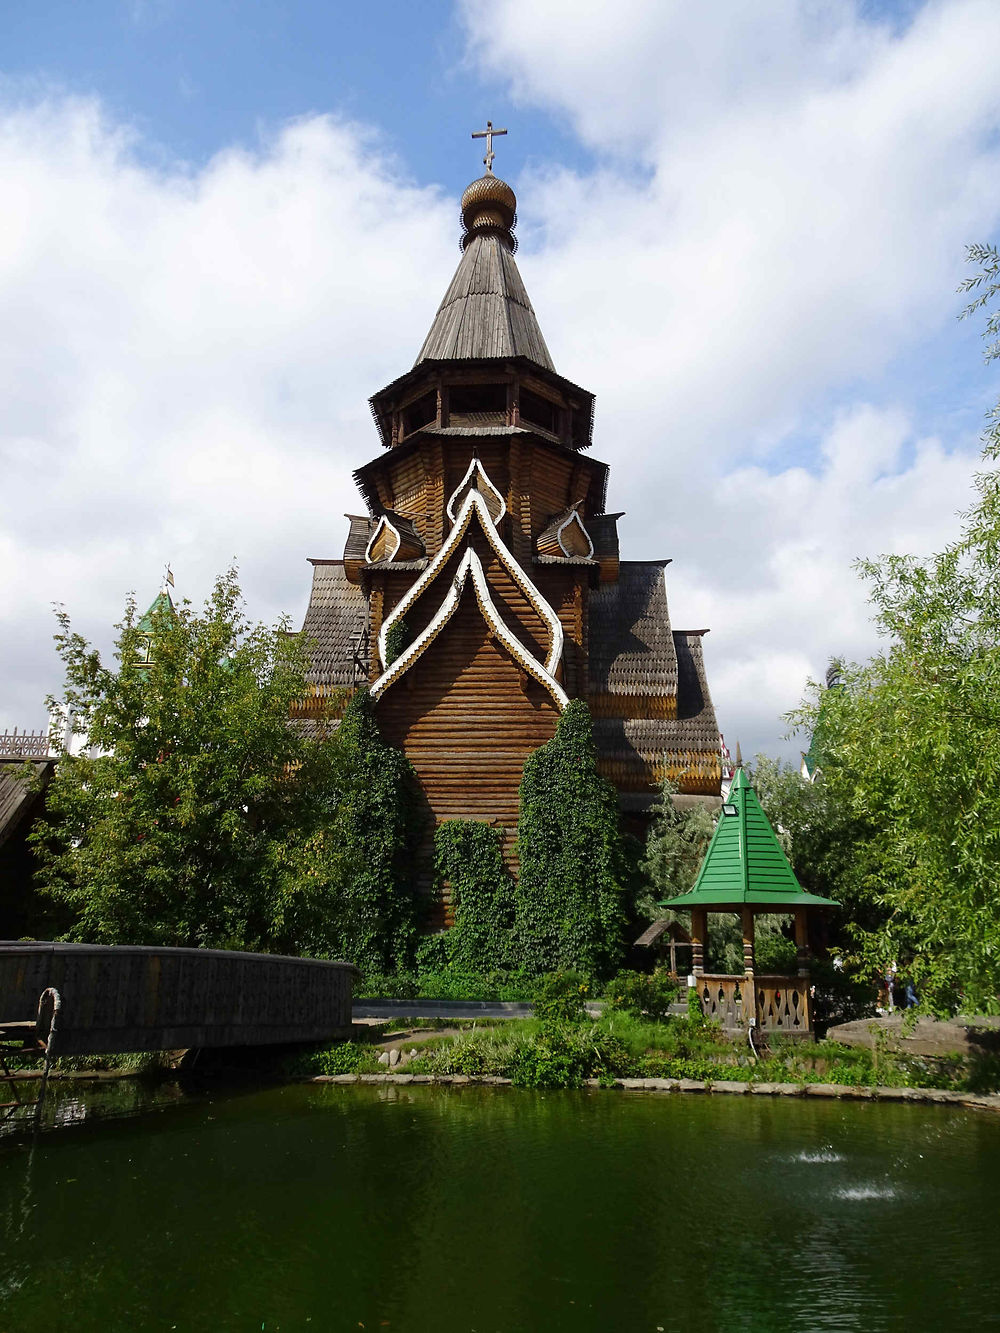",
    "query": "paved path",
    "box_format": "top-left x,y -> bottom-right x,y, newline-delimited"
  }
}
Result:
353,999 -> 606,1021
